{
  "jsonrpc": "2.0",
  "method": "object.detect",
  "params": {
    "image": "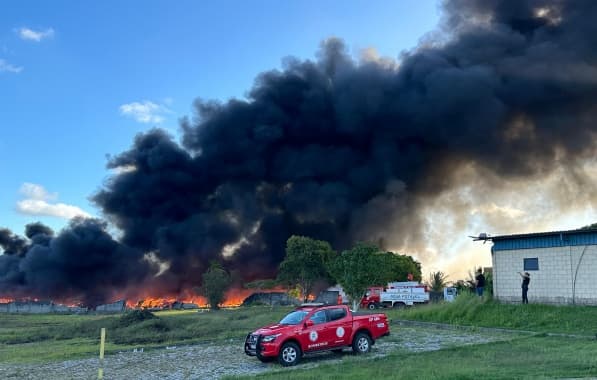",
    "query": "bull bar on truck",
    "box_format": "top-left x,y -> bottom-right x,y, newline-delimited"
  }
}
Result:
244,333 -> 261,356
